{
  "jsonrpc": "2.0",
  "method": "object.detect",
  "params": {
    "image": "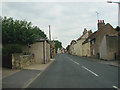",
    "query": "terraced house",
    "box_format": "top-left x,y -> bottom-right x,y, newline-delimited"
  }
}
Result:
83,20 -> 119,60
73,28 -> 92,57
